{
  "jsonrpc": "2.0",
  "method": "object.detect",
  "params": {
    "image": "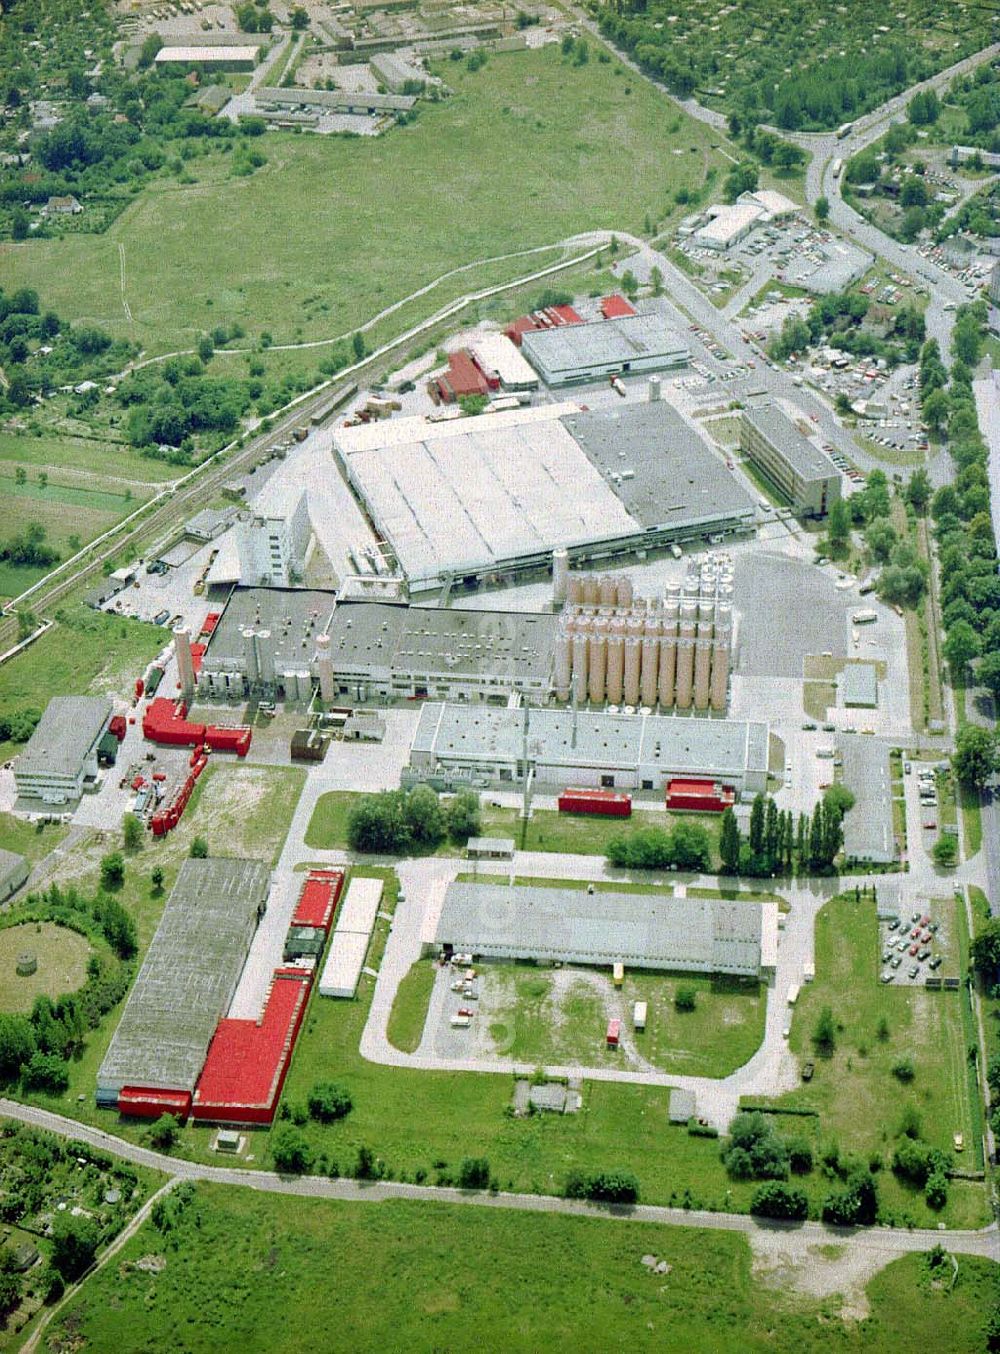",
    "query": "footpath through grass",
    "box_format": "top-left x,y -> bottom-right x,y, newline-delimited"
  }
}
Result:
47,1184 -> 1000,1354
0,46 -> 726,356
